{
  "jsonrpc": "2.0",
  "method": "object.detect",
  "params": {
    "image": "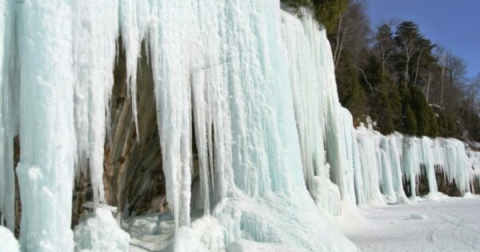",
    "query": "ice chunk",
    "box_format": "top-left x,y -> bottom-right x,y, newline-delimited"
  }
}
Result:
74,208 -> 130,252
408,214 -> 428,220
0,226 -> 19,252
